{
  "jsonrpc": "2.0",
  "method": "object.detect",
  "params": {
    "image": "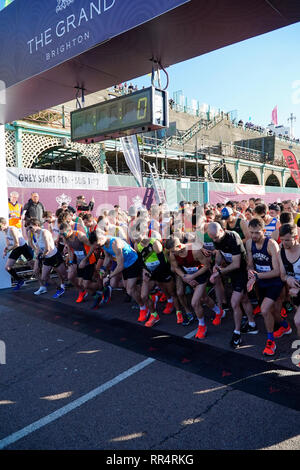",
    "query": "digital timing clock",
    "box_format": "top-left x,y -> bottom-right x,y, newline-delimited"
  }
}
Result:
71,86 -> 169,143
